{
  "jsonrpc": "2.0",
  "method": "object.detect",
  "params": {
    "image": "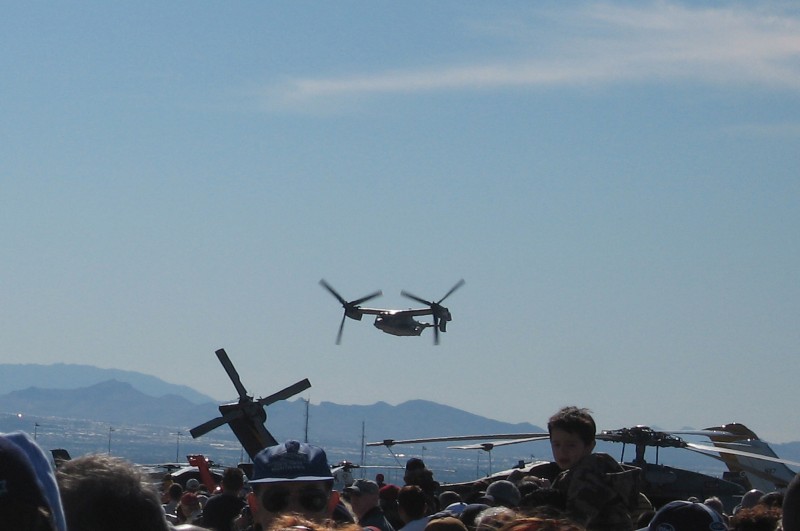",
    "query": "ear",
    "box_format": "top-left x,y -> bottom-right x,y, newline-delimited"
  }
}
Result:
247,491 -> 260,517
327,490 -> 340,517
588,440 -> 597,453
